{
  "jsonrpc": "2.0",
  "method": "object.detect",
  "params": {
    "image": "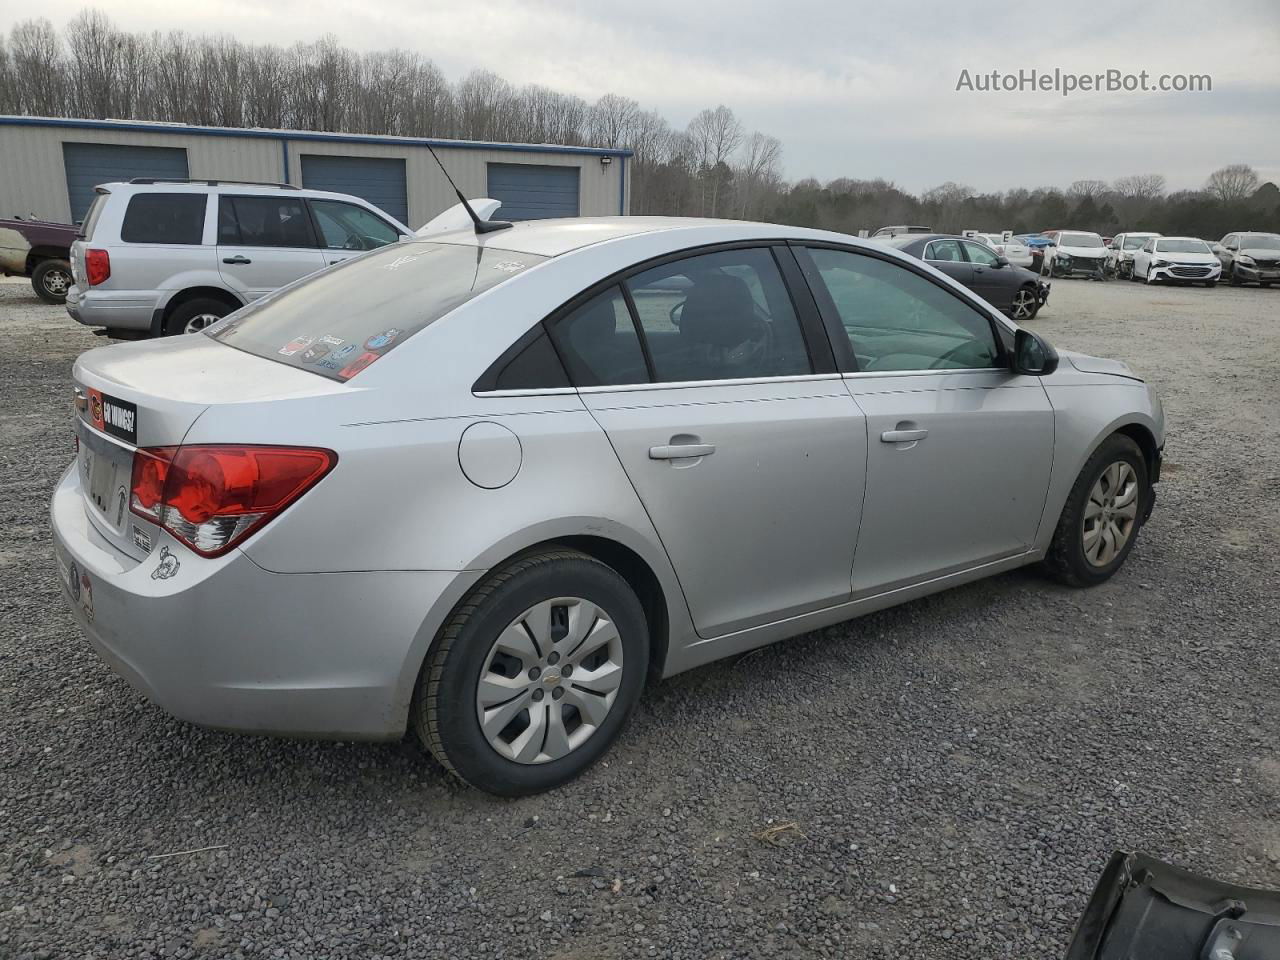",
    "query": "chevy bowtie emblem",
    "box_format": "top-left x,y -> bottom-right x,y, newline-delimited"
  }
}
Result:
543,672 -> 562,686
